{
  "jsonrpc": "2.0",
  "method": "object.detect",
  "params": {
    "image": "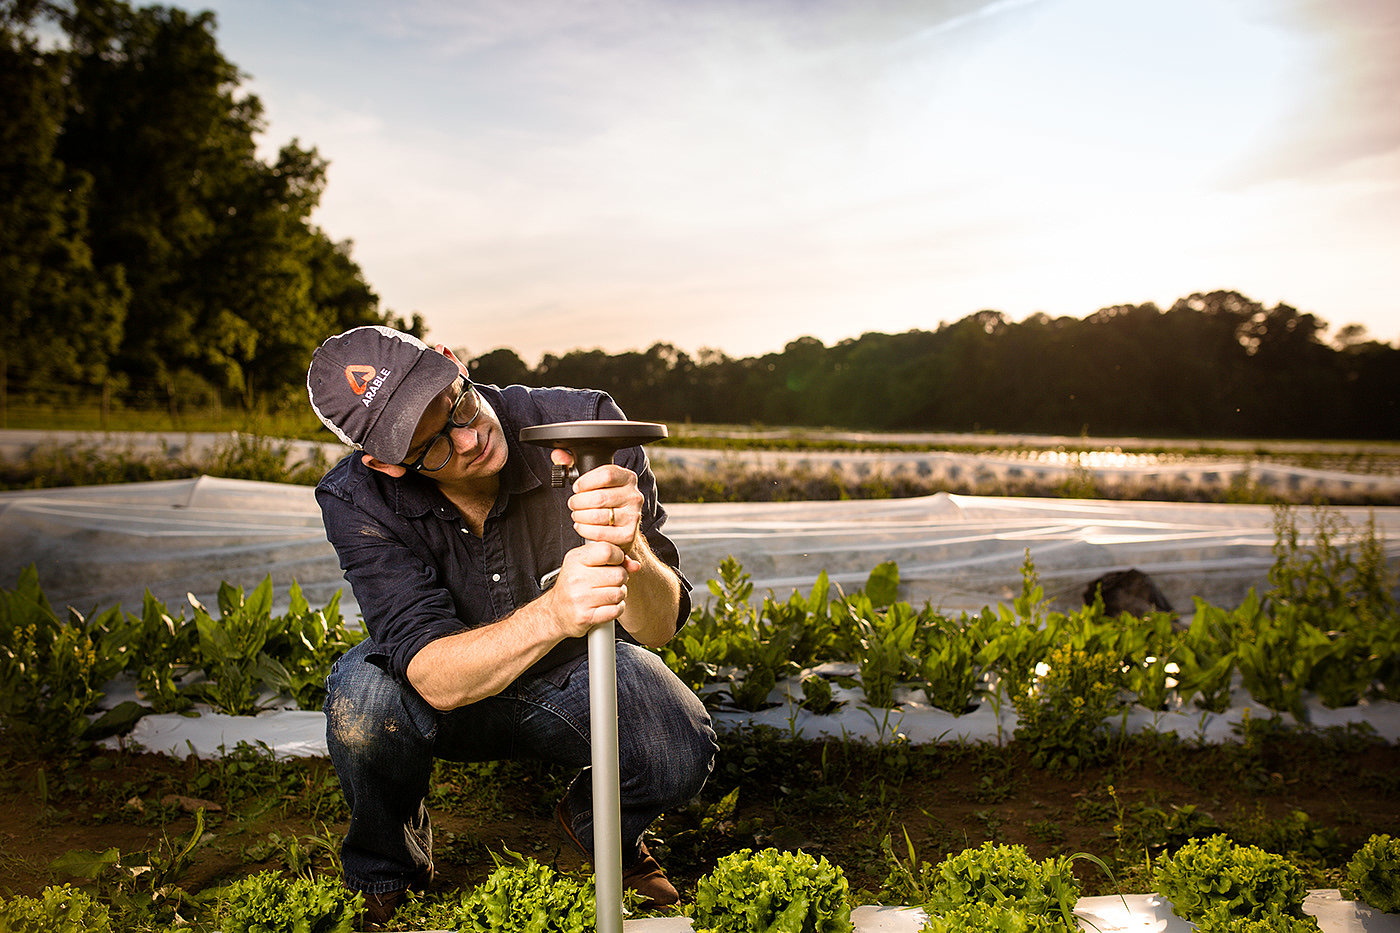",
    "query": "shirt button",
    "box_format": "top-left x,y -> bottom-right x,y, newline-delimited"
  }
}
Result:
460,527 -> 469,534
492,573 -> 501,582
